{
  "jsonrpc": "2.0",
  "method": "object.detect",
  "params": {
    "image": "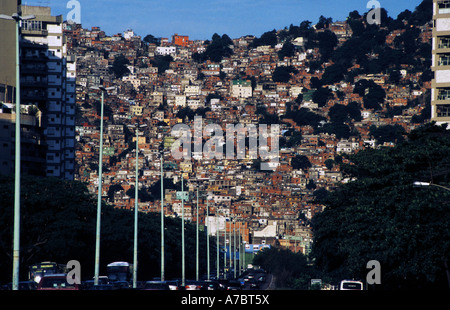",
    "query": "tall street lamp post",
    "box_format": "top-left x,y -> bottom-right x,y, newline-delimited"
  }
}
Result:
128,123 -> 146,288
0,12 -> 35,291
413,181 -> 450,192
181,176 -> 185,287
91,86 -> 114,286
196,187 -> 199,281
160,140 -> 165,281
